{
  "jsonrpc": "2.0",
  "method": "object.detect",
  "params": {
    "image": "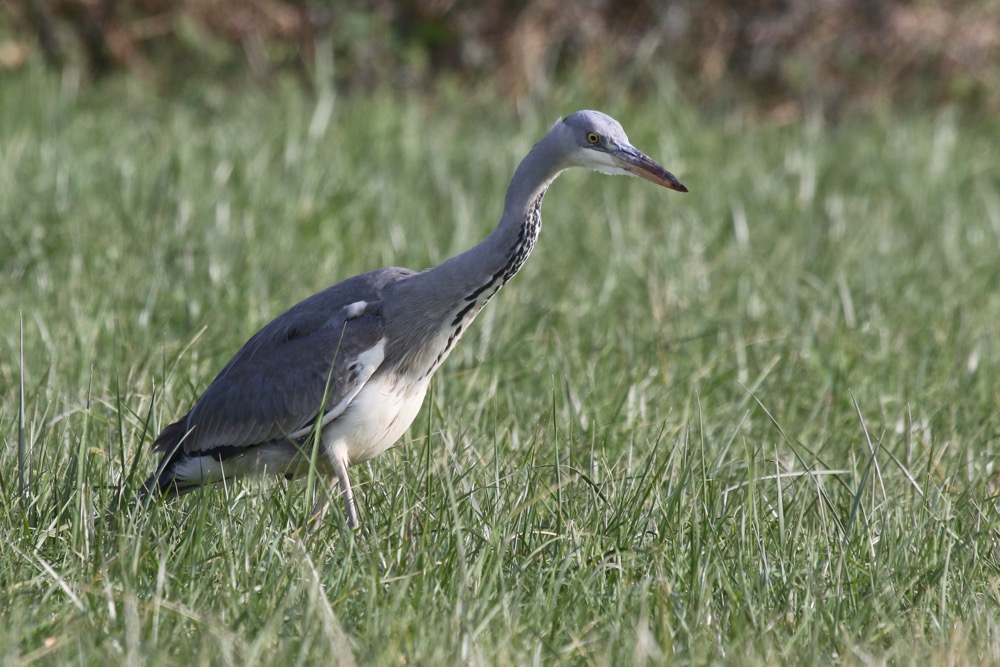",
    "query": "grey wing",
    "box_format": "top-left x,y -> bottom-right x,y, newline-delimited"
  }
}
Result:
163,302 -> 386,456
